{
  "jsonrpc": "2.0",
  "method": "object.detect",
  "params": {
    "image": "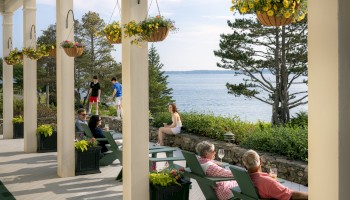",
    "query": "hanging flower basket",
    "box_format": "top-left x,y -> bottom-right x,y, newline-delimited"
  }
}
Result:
4,48 -> 23,65
60,40 -> 84,57
23,45 -> 49,60
230,0 -> 307,27
145,27 -> 169,42
256,12 -> 294,26
102,21 -> 122,44
63,47 -> 84,57
49,48 -> 57,58
124,16 -> 177,45
106,35 -> 121,44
